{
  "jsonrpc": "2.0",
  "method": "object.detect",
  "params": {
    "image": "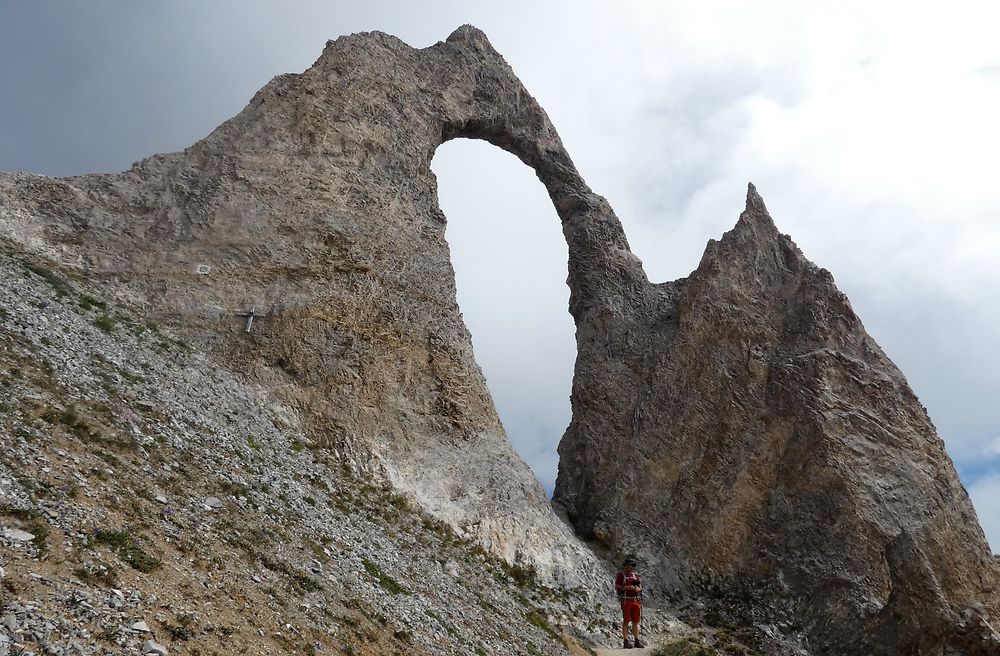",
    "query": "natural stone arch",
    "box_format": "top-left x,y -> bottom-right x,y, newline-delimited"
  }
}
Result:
3,24 -> 995,653
419,29 -> 1000,653
415,27 -> 650,323
0,24 -> 623,587
429,134 -> 577,493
